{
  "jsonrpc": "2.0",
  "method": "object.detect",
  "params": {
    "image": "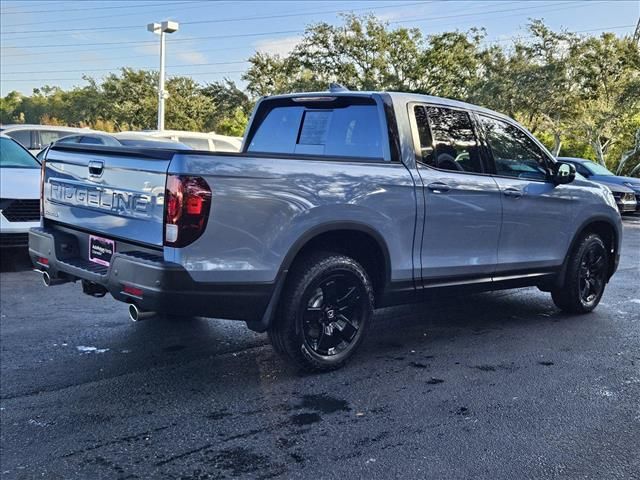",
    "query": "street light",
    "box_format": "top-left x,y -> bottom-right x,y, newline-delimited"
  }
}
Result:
147,20 -> 179,131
